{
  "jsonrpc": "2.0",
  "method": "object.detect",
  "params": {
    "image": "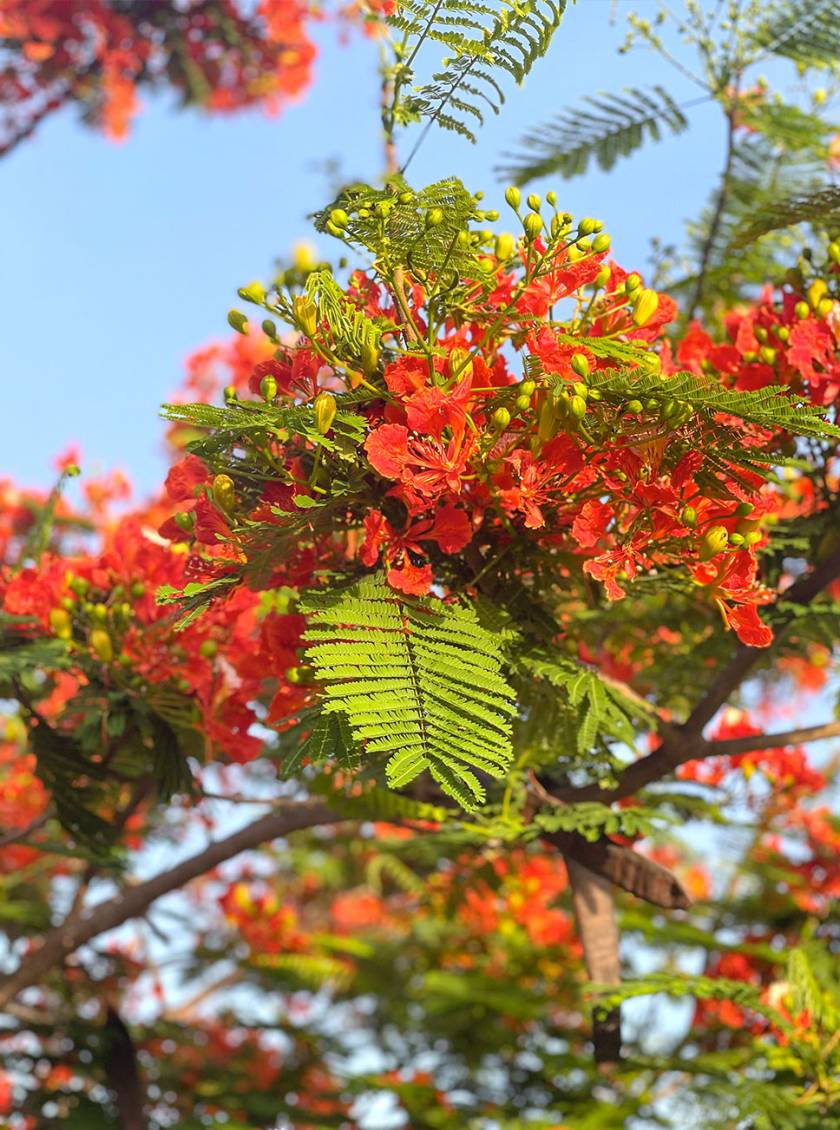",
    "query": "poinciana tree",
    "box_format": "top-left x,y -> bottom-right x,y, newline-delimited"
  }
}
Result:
1,2 -> 840,1128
